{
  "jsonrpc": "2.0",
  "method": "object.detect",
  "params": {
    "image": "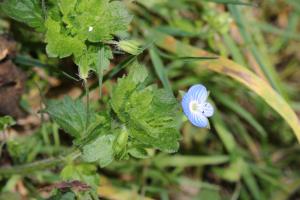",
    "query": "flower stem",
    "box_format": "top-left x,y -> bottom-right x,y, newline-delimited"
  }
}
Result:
84,79 -> 90,135
0,150 -> 81,176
